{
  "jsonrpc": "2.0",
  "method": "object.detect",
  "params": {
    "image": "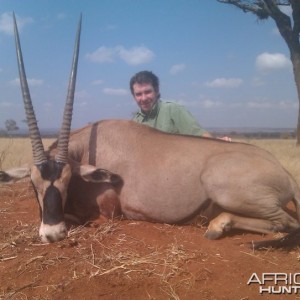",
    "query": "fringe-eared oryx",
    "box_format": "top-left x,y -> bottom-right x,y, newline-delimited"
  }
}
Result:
2,13 -> 300,249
